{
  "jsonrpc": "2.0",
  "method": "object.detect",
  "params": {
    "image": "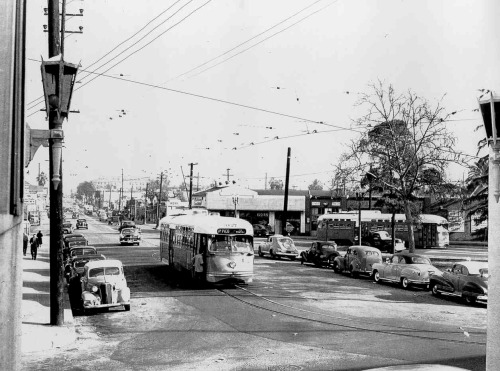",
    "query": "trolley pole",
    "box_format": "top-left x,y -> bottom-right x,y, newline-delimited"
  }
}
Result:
282,147 -> 291,235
